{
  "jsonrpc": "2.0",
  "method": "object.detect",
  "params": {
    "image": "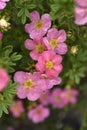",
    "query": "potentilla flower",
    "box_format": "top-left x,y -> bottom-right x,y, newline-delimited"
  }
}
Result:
61,89 -> 79,104
36,51 -> 63,78
50,88 -> 68,108
24,38 -> 47,60
74,0 -> 87,25
9,100 -> 24,118
0,68 -> 9,91
25,10 -> 51,39
28,105 -> 50,123
43,28 -> 67,55
39,91 -> 51,106
14,71 -> 48,101
0,0 -> 9,10
0,31 -> 3,40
